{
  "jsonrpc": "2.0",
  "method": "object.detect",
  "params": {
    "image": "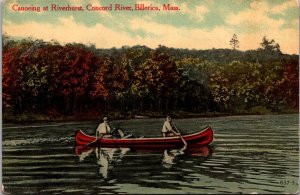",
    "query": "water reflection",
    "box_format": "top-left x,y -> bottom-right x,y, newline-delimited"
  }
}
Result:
76,145 -> 211,178
95,147 -> 110,178
76,146 -> 131,178
78,147 -> 94,162
95,147 -> 131,178
162,146 -> 187,168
